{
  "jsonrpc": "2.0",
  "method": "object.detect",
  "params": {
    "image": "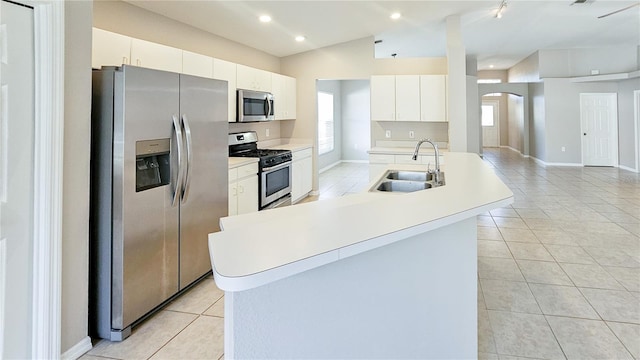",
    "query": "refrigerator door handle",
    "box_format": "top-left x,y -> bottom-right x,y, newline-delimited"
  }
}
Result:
172,114 -> 185,207
180,114 -> 193,203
